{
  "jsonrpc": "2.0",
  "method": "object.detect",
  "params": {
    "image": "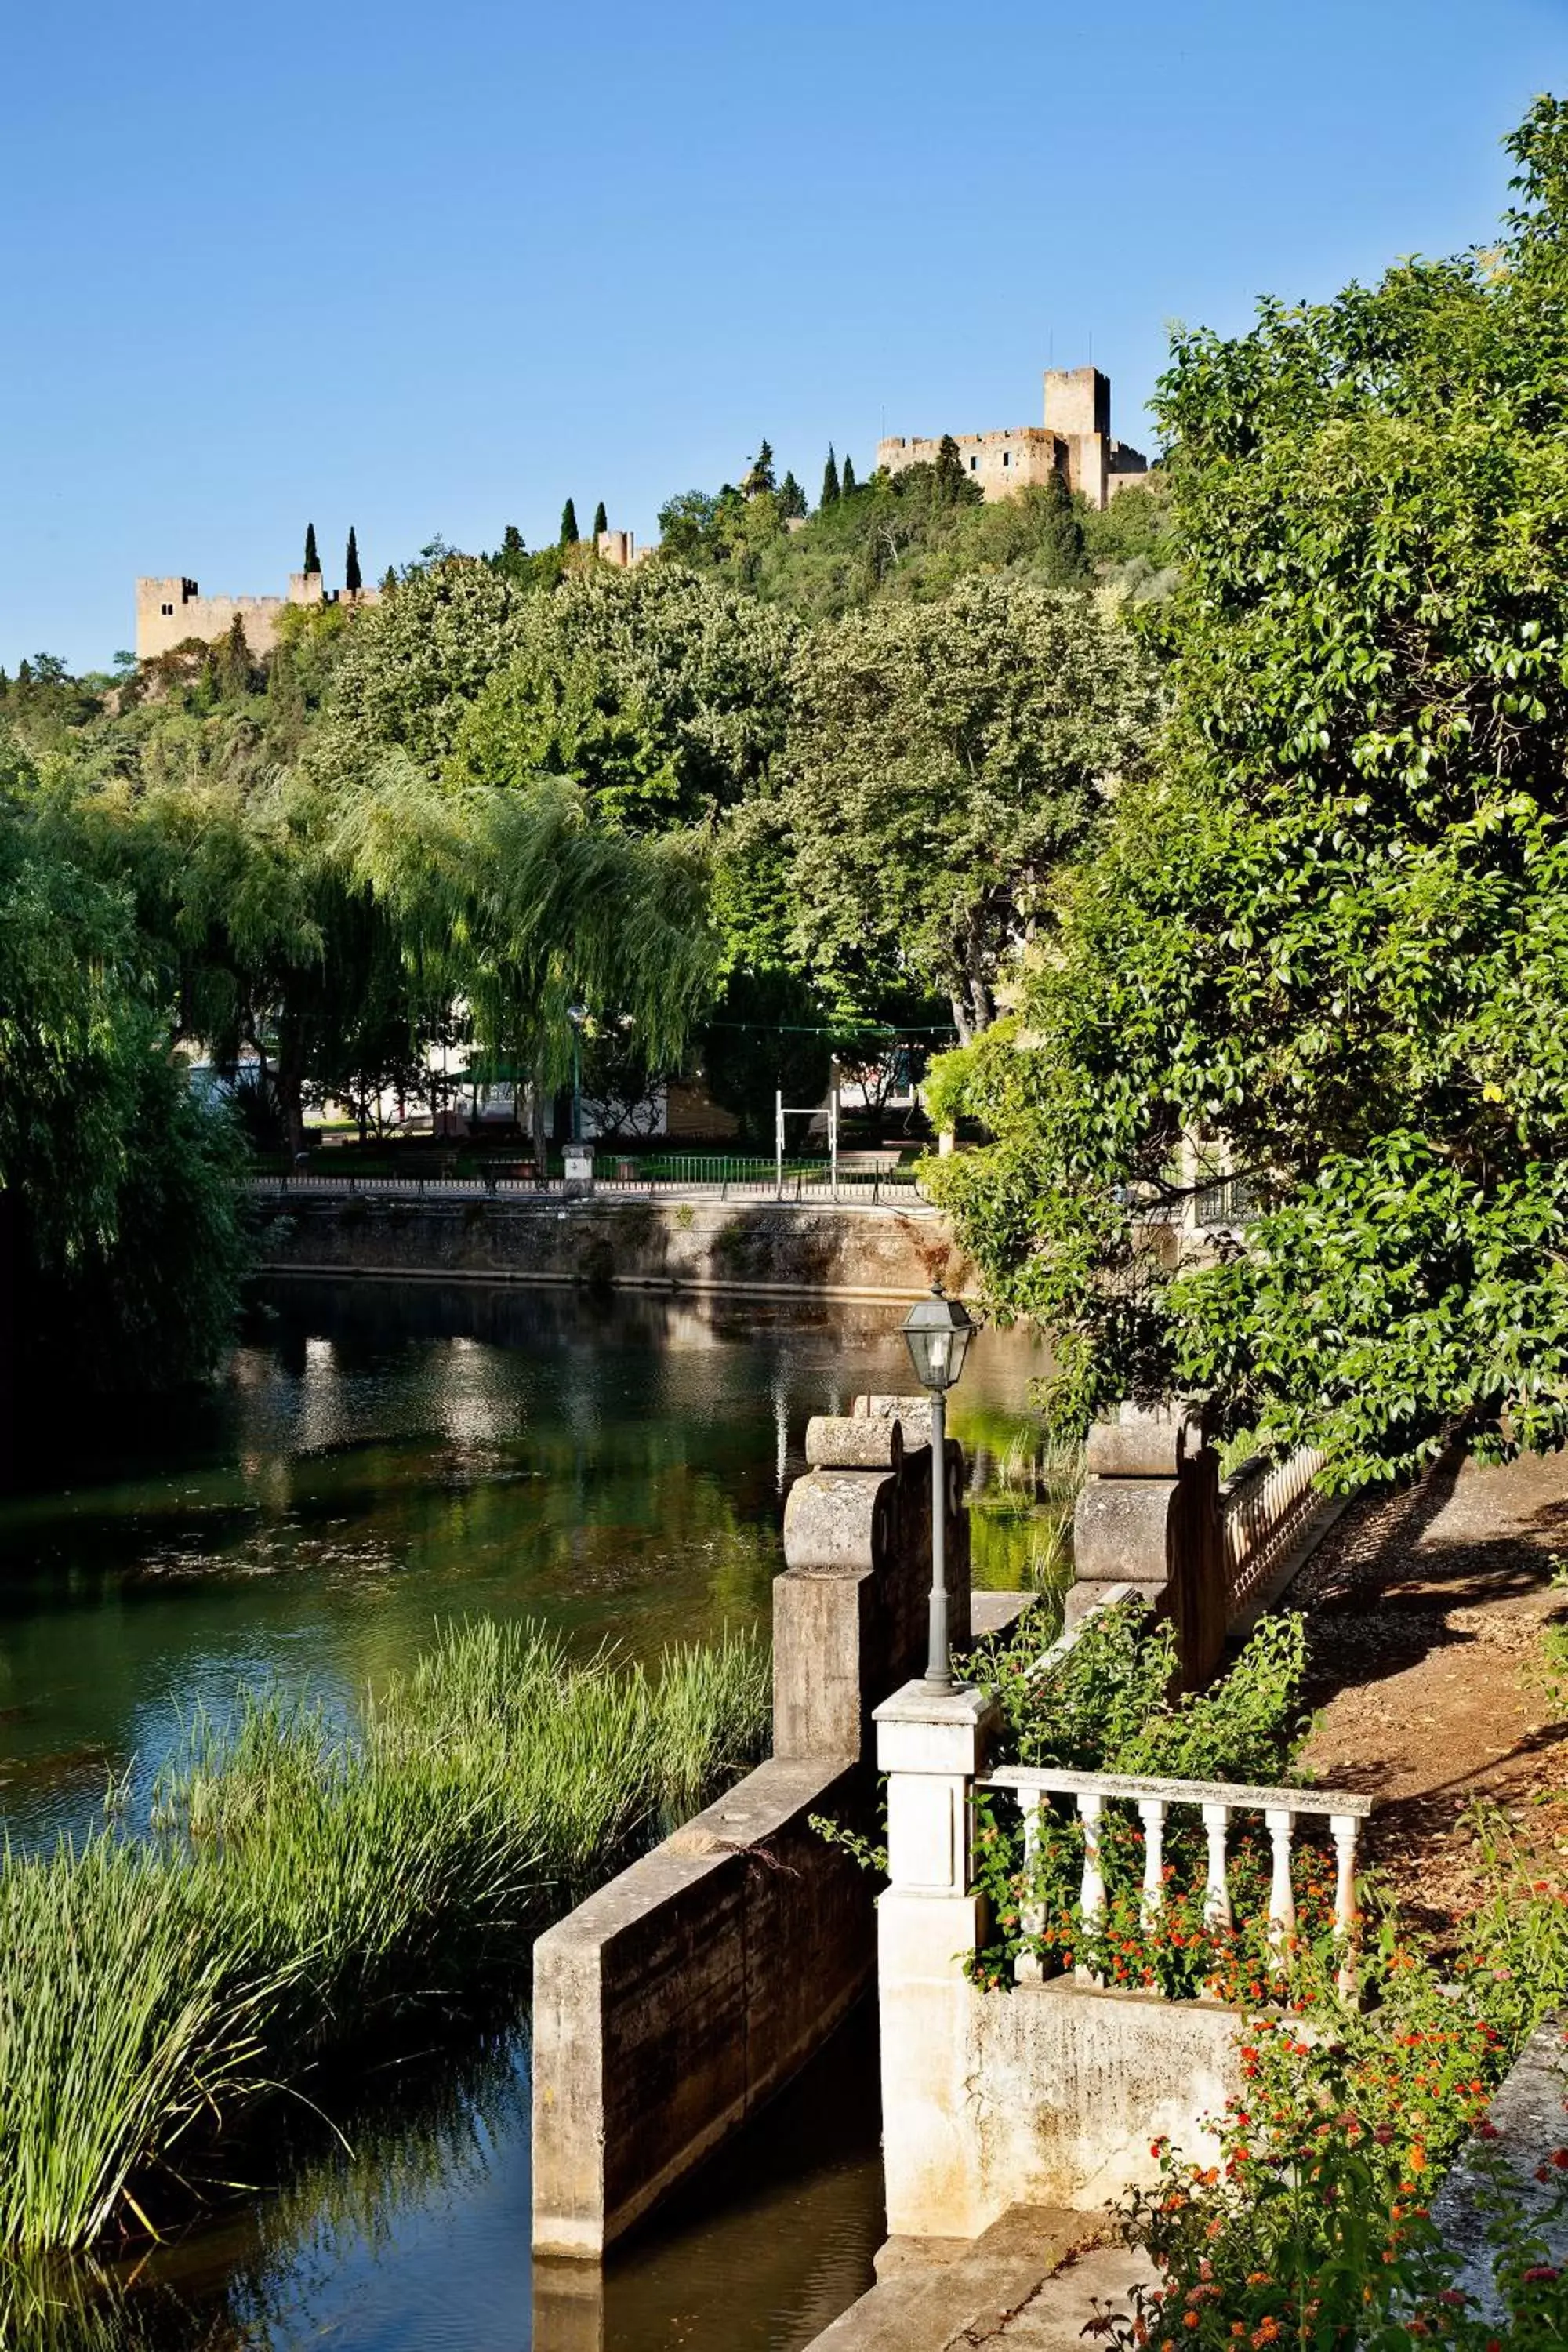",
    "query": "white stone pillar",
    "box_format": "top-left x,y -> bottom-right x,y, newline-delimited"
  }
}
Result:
873,1679 -> 998,2240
